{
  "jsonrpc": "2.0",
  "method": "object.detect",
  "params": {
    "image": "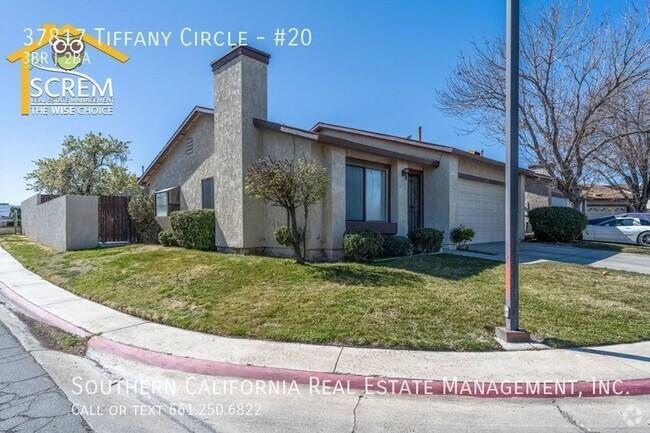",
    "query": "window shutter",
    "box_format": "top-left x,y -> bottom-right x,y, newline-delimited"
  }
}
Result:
201,178 -> 214,209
